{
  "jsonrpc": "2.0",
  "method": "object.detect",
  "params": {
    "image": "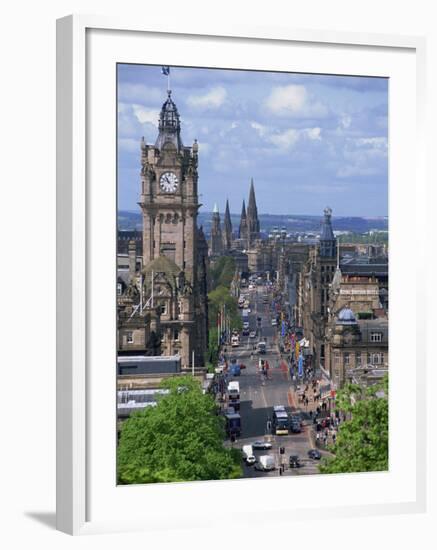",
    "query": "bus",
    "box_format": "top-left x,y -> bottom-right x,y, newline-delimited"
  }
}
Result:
272,406 -> 289,435
225,412 -> 241,438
